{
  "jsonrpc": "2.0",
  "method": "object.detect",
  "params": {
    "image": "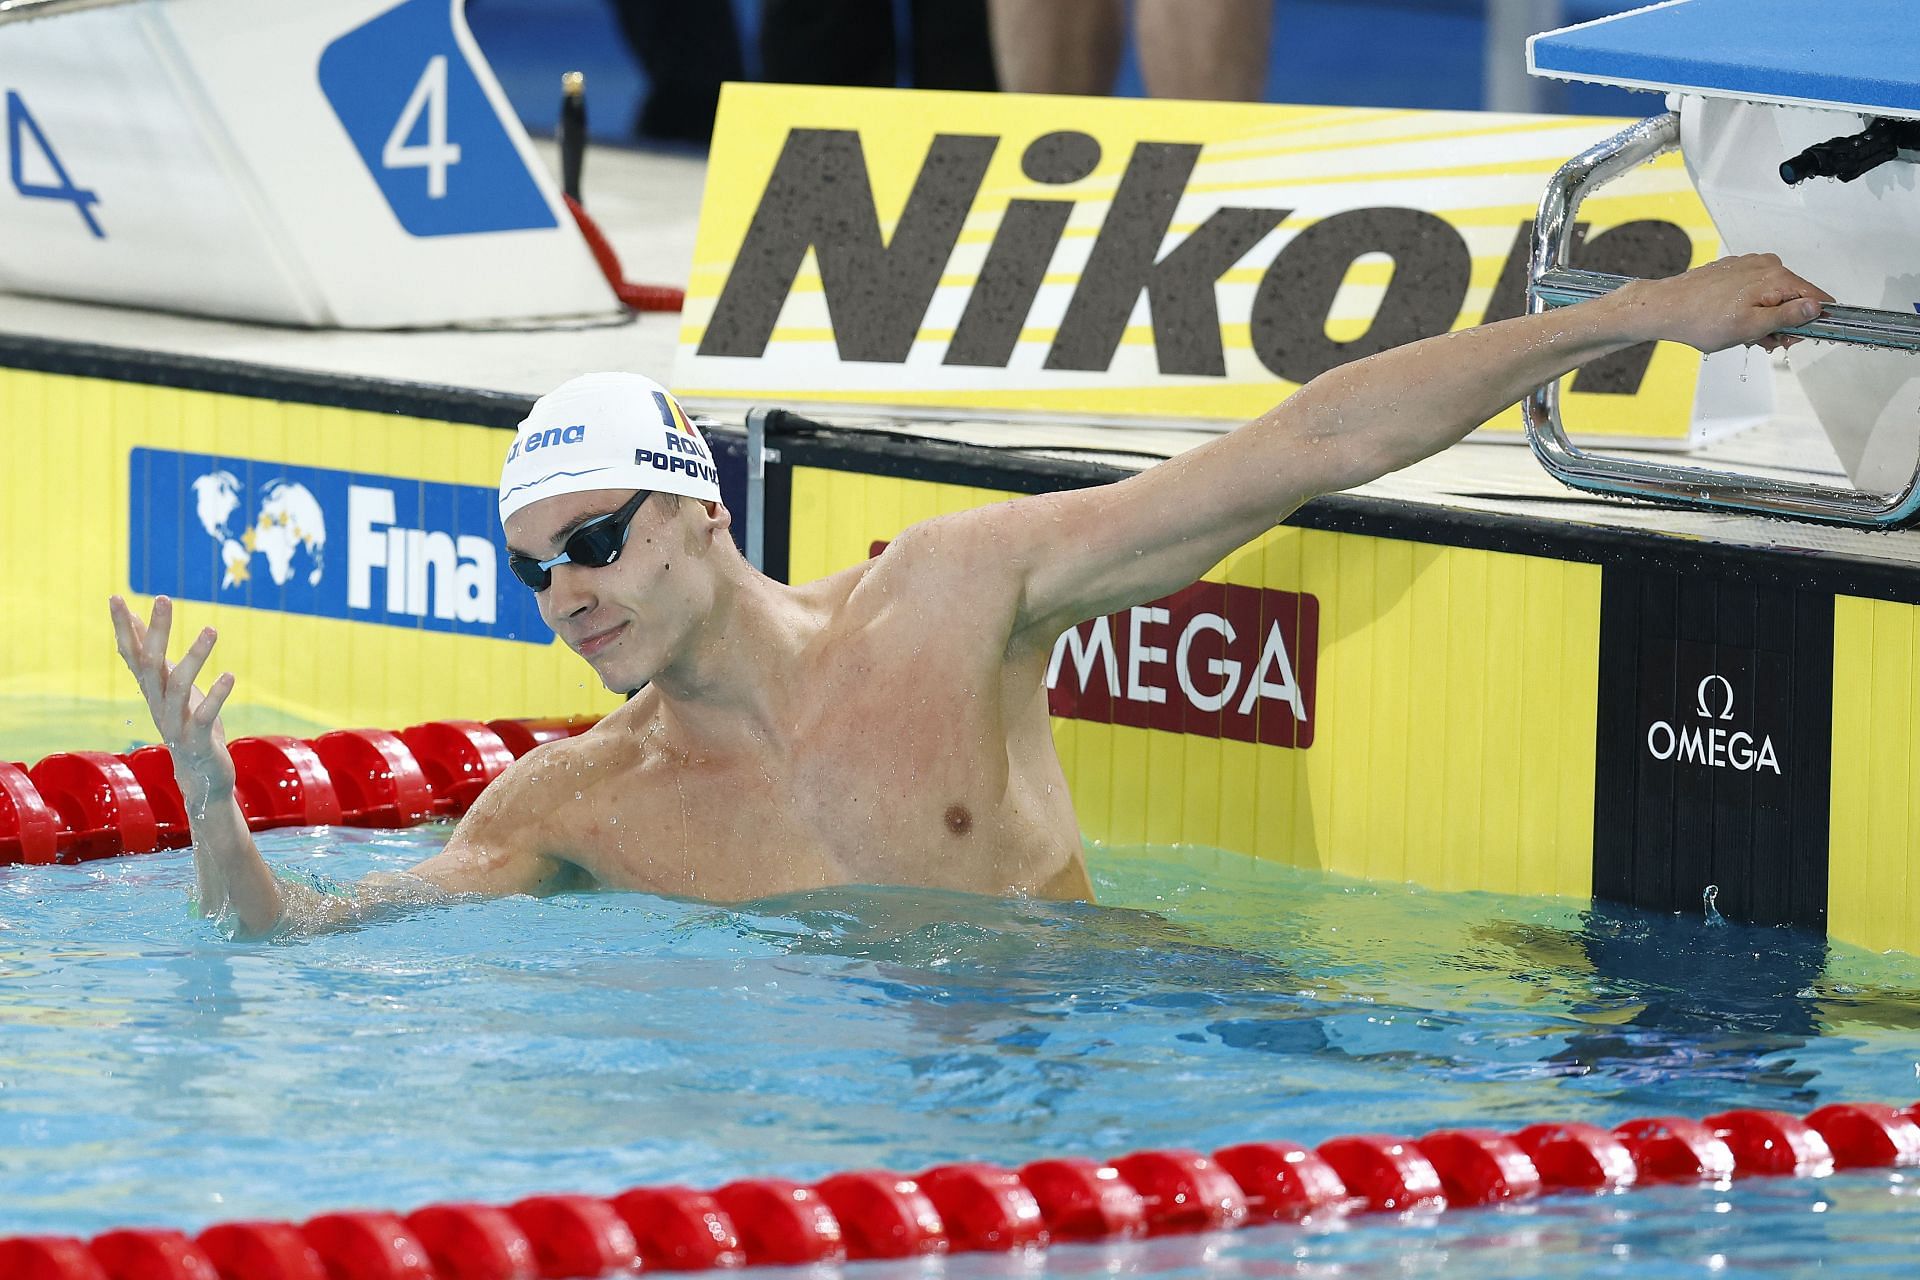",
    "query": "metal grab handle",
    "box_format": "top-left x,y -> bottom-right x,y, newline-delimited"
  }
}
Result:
1535,266 -> 1920,353
1523,112 -> 1920,528
0,0 -> 135,25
